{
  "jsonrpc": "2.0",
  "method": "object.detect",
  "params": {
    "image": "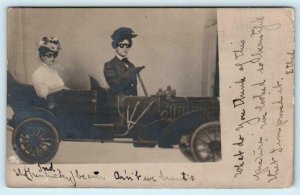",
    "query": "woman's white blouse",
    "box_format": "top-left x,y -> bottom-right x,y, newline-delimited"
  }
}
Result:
32,63 -> 65,98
